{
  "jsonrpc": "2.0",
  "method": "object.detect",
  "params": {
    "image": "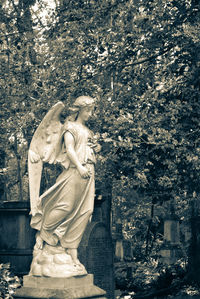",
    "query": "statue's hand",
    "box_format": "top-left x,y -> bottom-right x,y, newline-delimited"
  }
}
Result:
35,233 -> 44,250
93,143 -> 101,153
78,165 -> 91,179
29,149 -> 41,163
87,142 -> 101,153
